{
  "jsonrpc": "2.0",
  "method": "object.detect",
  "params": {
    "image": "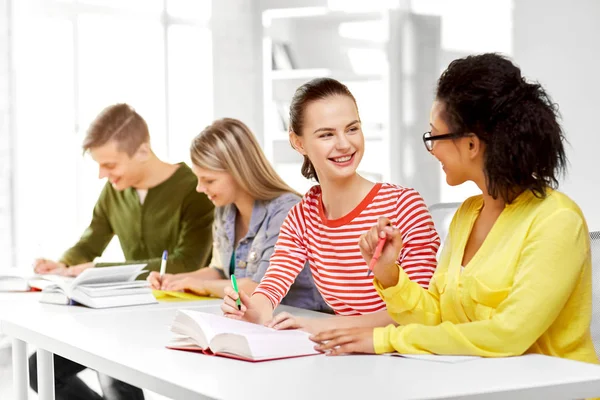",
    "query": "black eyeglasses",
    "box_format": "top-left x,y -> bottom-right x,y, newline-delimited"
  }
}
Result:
422,131 -> 468,152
